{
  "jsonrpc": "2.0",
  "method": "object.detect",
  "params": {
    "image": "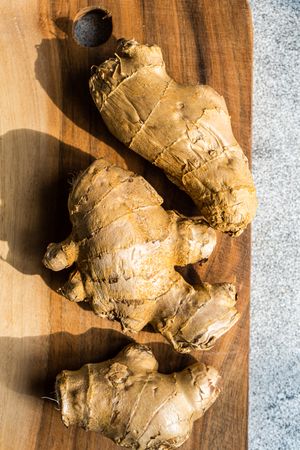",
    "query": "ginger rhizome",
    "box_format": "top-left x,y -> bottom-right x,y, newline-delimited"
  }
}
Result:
90,39 -> 257,236
56,343 -> 221,449
43,159 -> 239,353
